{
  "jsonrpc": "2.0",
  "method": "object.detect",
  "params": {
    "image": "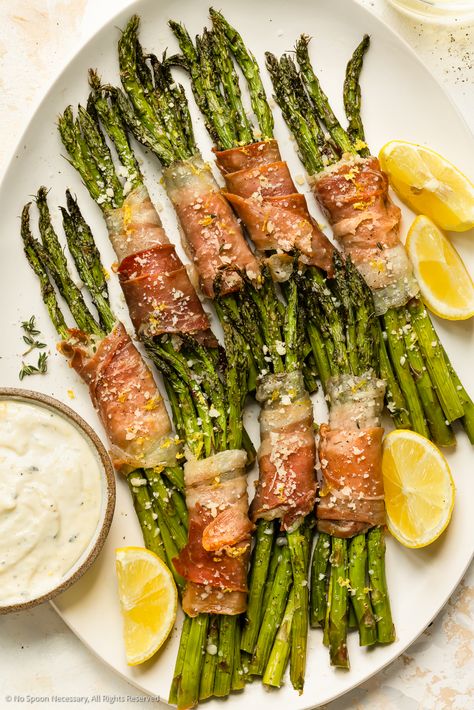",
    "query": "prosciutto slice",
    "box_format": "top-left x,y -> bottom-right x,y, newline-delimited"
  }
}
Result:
316,370 -> 386,537
214,139 -> 334,275
58,322 -> 178,473
173,449 -> 253,616
105,183 -> 212,339
312,155 -> 419,314
163,154 -> 259,297
105,184 -> 168,261
118,245 -> 211,339
250,370 -> 317,530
